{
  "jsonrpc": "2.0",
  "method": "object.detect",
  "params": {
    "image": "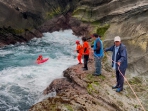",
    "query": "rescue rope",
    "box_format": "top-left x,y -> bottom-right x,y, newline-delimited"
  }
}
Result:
106,54 -> 146,111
